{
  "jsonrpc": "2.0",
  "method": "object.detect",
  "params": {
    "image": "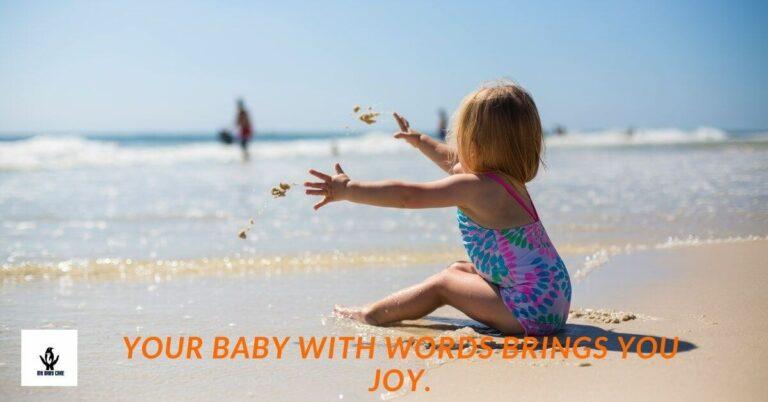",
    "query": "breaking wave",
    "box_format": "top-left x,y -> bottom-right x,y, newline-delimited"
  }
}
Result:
0,127 -> 762,171
546,127 -> 734,147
